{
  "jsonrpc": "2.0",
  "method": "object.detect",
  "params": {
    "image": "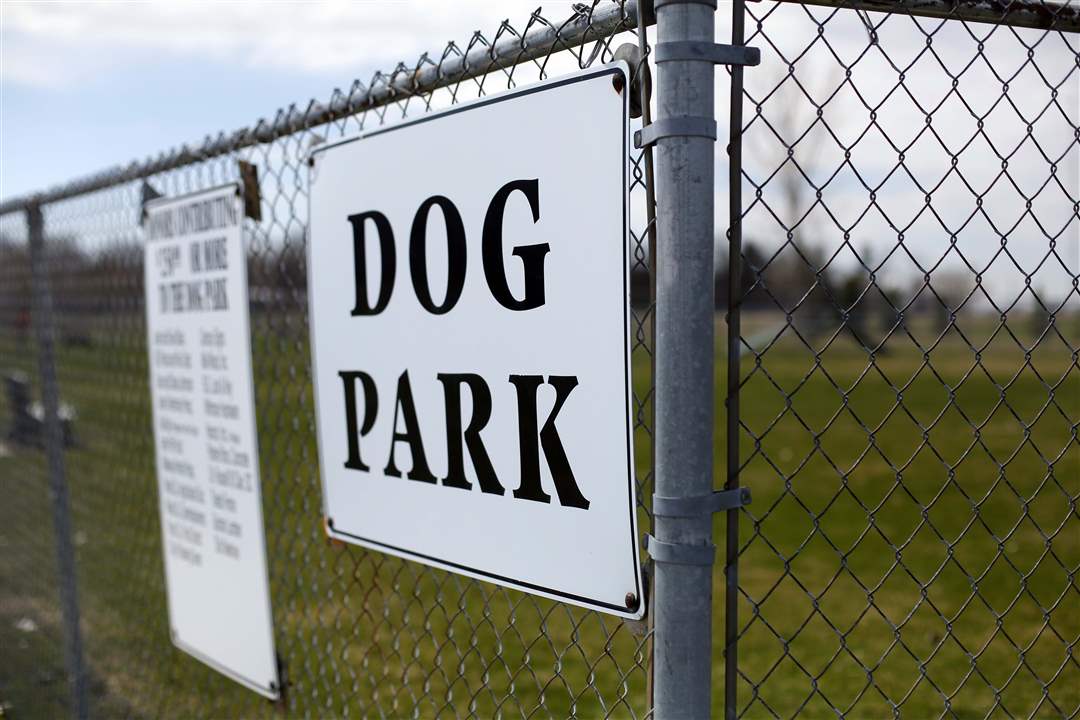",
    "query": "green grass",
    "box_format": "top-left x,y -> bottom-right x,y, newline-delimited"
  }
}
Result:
724,314 -> 1079,718
1,310 -> 1076,718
